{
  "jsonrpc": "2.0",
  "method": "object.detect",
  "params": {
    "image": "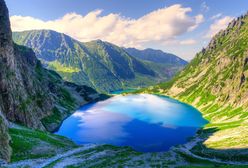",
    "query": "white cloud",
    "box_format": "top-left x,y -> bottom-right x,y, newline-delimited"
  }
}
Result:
205,16 -> 234,38
162,38 -> 197,46
201,2 -> 209,12
210,13 -> 222,20
180,39 -> 197,45
10,4 -> 204,49
188,14 -> 204,31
